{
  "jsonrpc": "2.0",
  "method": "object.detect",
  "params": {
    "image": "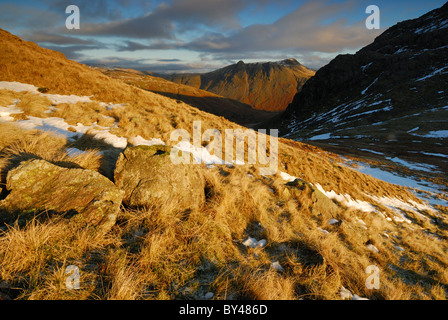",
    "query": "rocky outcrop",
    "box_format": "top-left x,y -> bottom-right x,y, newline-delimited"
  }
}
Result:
281,3 -> 448,131
0,159 -> 124,232
164,59 -> 315,111
269,3 -> 448,177
0,145 -> 208,231
114,145 -> 205,210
